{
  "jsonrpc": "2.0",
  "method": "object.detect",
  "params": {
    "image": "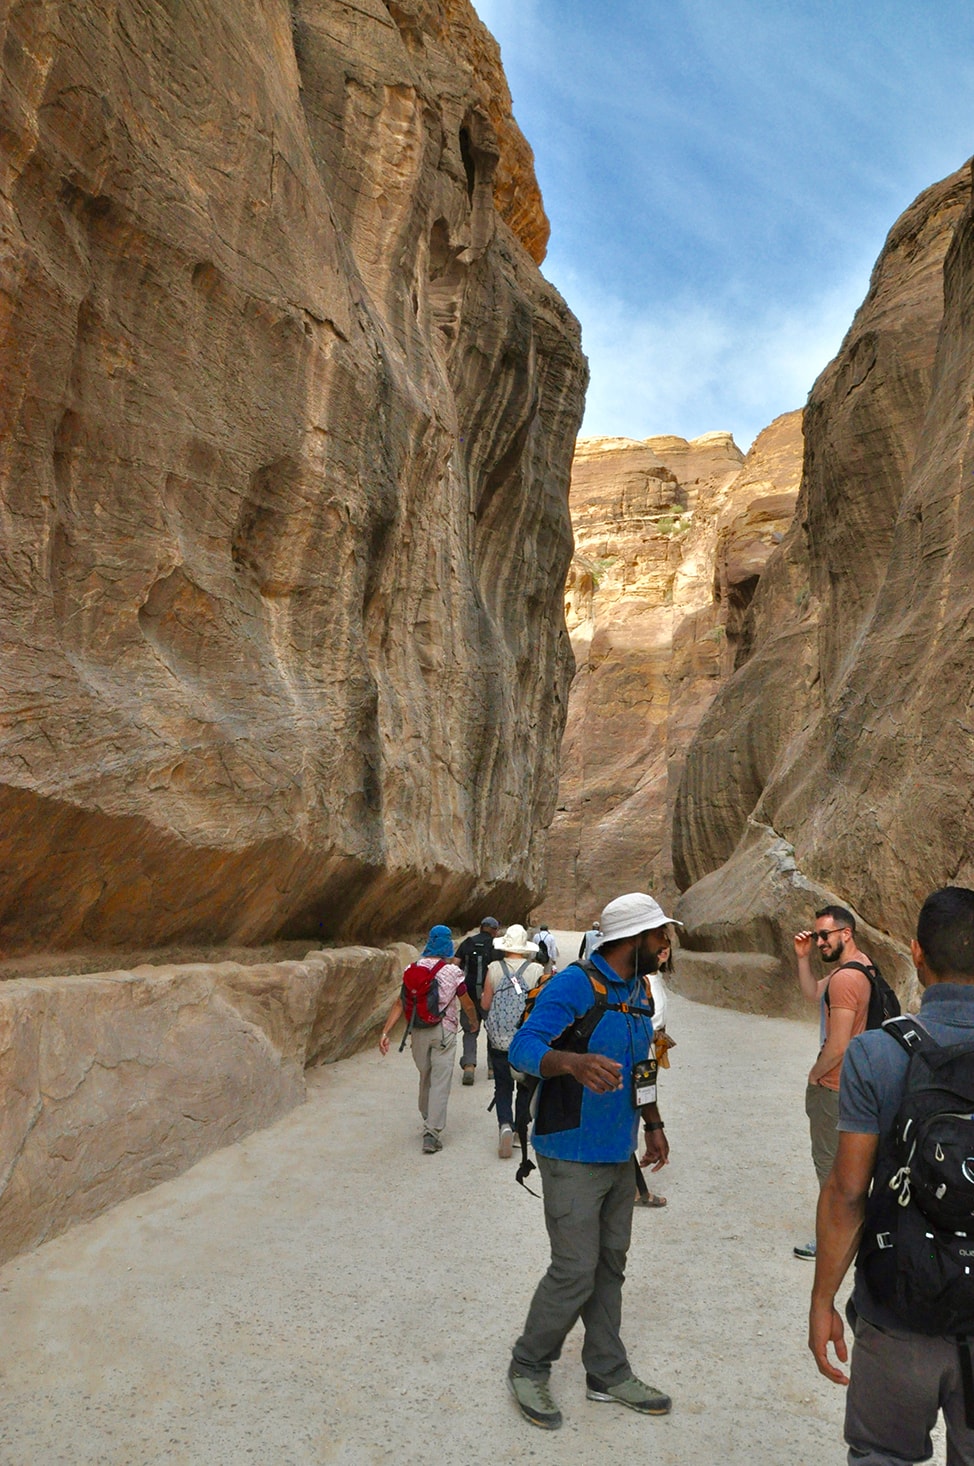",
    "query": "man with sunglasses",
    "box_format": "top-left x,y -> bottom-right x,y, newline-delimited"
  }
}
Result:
792,905 -> 873,1260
